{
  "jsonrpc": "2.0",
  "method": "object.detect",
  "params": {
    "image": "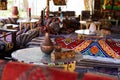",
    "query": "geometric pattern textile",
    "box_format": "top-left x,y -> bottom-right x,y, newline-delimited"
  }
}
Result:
55,37 -> 120,59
